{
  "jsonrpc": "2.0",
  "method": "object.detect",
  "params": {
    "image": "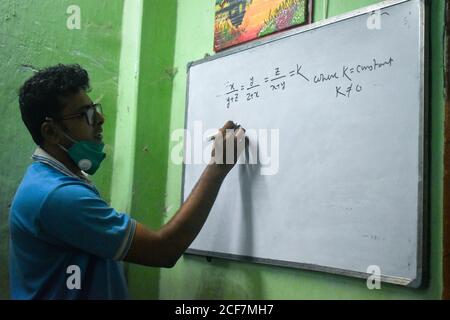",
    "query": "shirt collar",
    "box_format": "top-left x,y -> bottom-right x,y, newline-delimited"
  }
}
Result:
32,147 -> 91,183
